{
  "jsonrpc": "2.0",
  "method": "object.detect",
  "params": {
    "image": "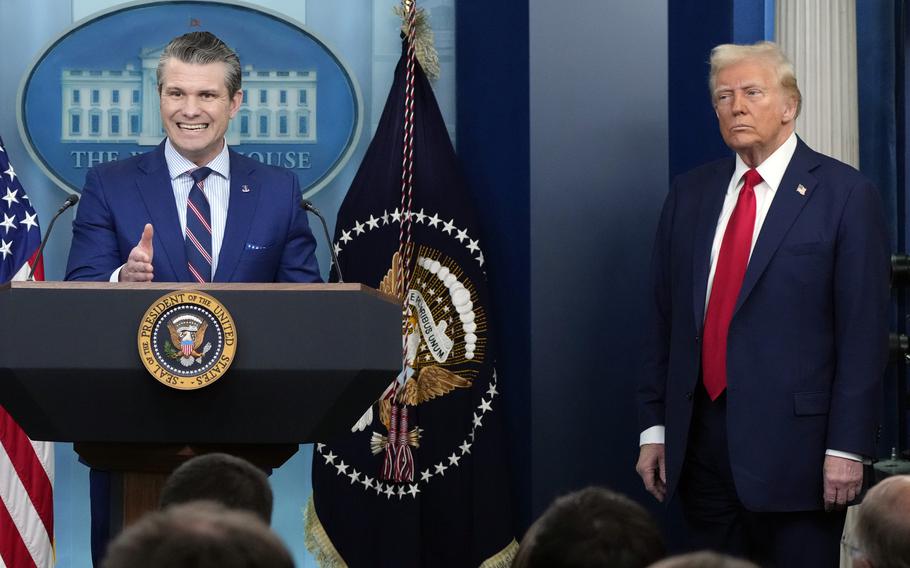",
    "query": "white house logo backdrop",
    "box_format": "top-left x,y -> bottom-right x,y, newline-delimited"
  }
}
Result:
18,0 -> 362,198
